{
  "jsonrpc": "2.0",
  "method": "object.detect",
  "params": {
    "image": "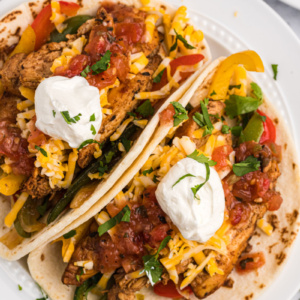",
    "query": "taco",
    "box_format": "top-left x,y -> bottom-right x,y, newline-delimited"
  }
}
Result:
28,51 -> 300,300
0,0 -> 212,259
